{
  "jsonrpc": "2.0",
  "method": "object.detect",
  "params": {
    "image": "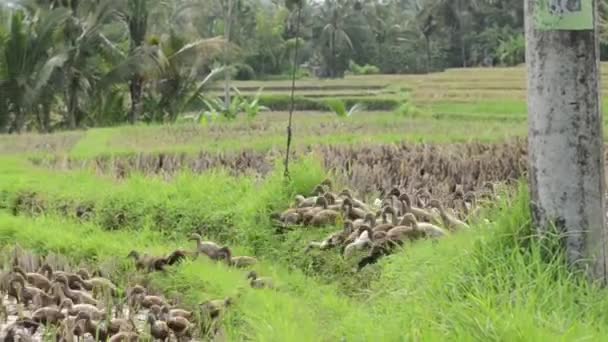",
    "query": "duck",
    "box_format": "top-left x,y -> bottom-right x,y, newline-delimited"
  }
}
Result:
305,221 -> 354,252
341,198 -> 367,221
301,197 -> 333,224
399,194 -> 441,225
76,311 -> 109,341
353,213 -> 376,230
356,243 -> 392,272
309,198 -> 341,227
217,247 -> 258,268
246,271 -> 274,289
294,194 -> 318,208
167,316 -> 191,341
39,264 -> 81,289
199,297 -> 232,321
429,199 -> 470,231
60,298 -> 106,320
343,225 -> 374,258
127,249 -> 187,272
385,221 -> 424,243
104,316 -> 137,335
108,331 -> 140,342
3,319 -> 40,342
147,313 -> 170,341
162,305 -> 194,320
400,213 -> 448,238
372,206 -> 399,233
74,274 -> 118,298
10,274 -> 53,307
339,189 -> 370,211
141,295 -> 167,309
54,275 -> 98,305
188,233 -> 223,260
32,304 -> 65,326
12,266 -> 52,292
